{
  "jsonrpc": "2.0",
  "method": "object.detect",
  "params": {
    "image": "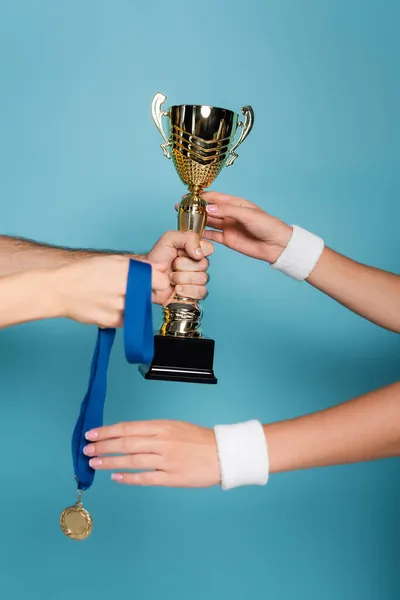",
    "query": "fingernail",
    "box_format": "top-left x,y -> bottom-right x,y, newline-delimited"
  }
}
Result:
83,445 -> 95,456
176,286 -> 183,293
112,474 -> 124,481
195,248 -> 204,257
206,205 -> 218,213
85,430 -> 98,440
89,458 -> 102,467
